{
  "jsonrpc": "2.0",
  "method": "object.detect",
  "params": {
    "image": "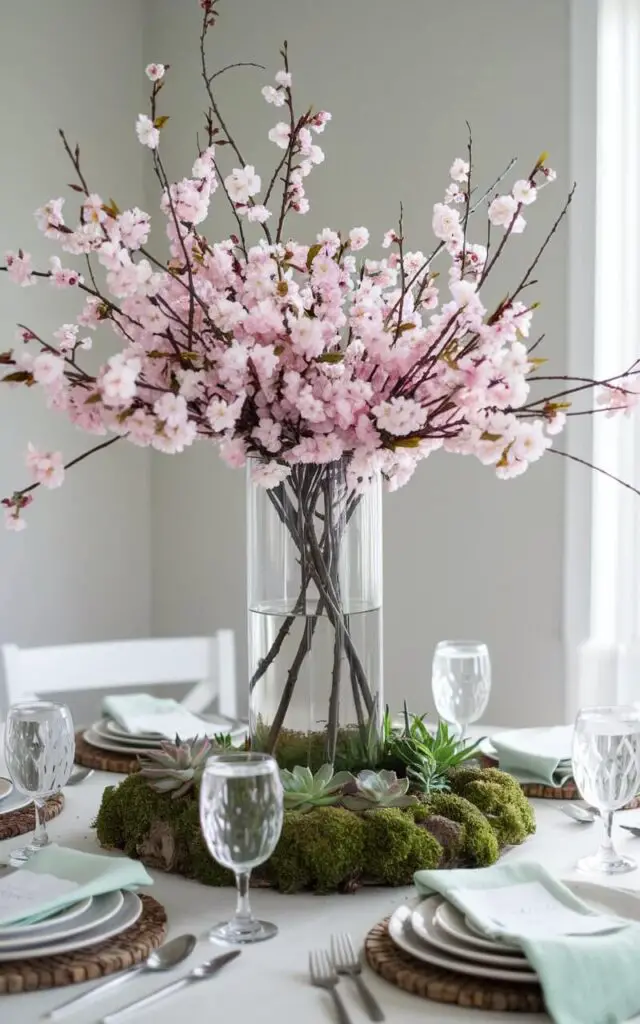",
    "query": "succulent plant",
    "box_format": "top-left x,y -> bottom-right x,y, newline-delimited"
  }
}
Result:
386,706 -> 483,795
280,763 -> 354,812
138,734 -> 213,799
341,769 -> 419,811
